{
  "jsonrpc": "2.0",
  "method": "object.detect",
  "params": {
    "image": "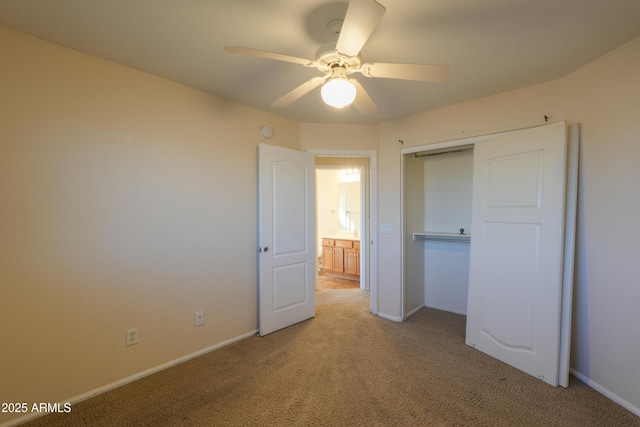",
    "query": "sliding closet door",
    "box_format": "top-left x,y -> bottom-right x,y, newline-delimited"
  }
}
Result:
465,122 -> 568,386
